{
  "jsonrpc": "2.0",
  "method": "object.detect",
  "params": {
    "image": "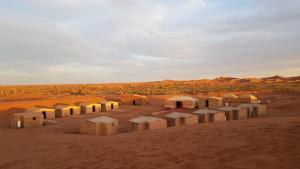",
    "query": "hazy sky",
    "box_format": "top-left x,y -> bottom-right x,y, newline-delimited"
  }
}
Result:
0,0 -> 300,84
